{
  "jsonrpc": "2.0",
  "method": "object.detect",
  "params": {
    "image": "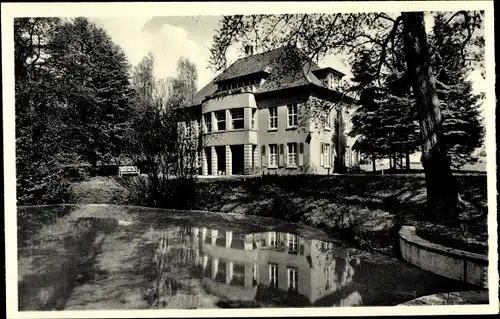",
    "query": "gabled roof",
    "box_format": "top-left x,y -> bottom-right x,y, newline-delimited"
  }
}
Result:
188,45 -> 345,107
